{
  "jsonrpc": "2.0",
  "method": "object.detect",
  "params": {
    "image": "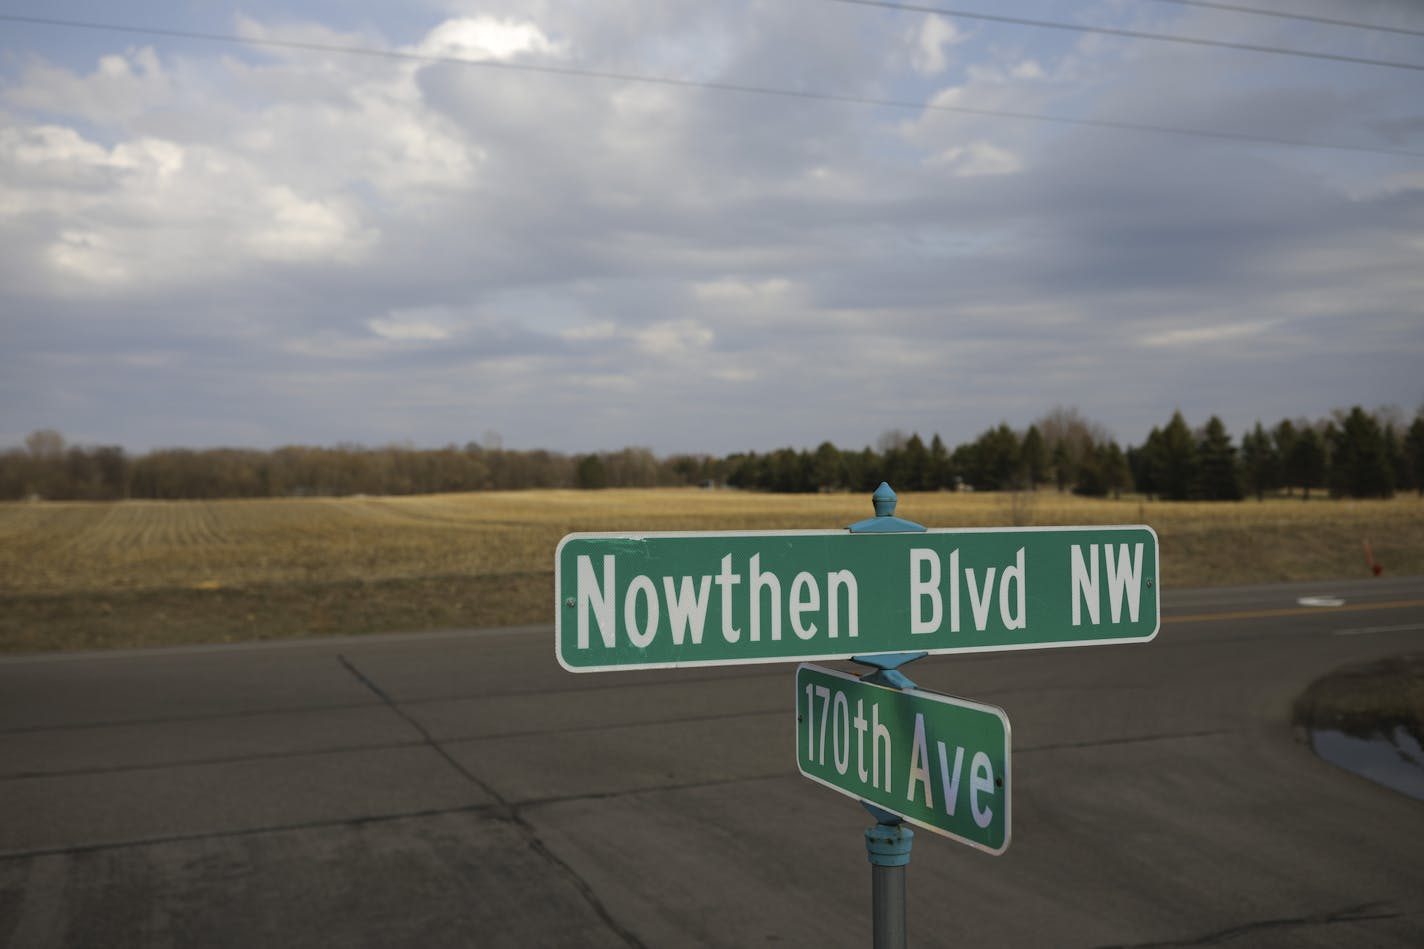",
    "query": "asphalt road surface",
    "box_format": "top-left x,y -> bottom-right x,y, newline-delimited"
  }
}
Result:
2,576 -> 1422,947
